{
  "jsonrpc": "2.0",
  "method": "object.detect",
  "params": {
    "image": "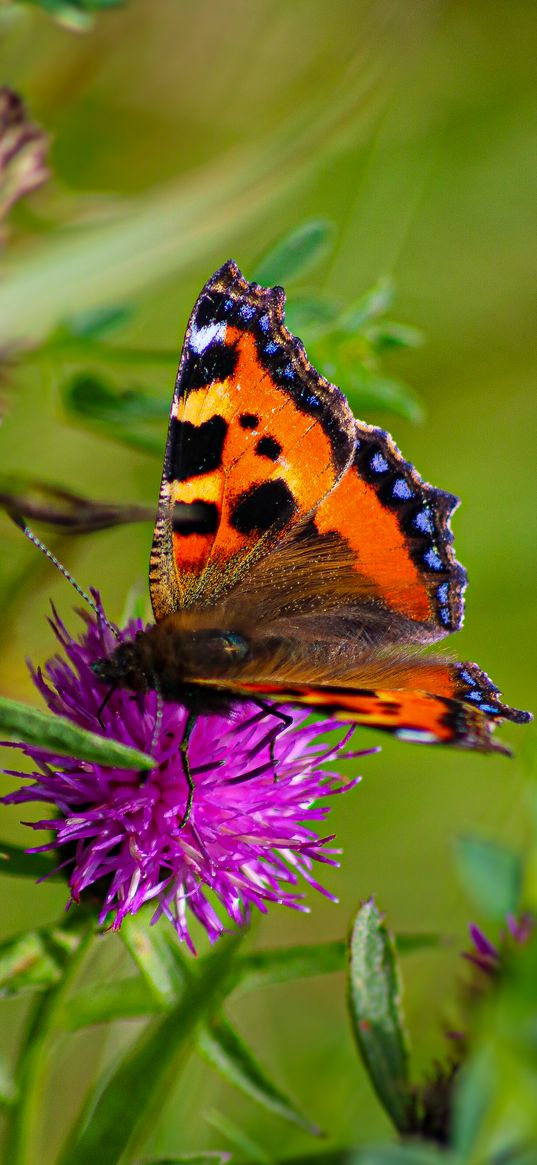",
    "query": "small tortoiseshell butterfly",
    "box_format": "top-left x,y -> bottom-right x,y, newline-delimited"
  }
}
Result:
93,261 -> 531,768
